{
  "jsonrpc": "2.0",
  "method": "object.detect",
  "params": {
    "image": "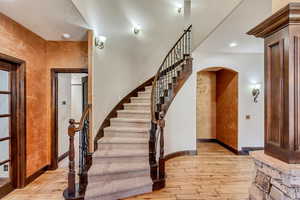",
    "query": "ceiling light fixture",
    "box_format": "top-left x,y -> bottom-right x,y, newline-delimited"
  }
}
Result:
133,25 -> 141,35
95,36 -> 107,49
62,33 -> 71,40
229,42 -> 238,47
